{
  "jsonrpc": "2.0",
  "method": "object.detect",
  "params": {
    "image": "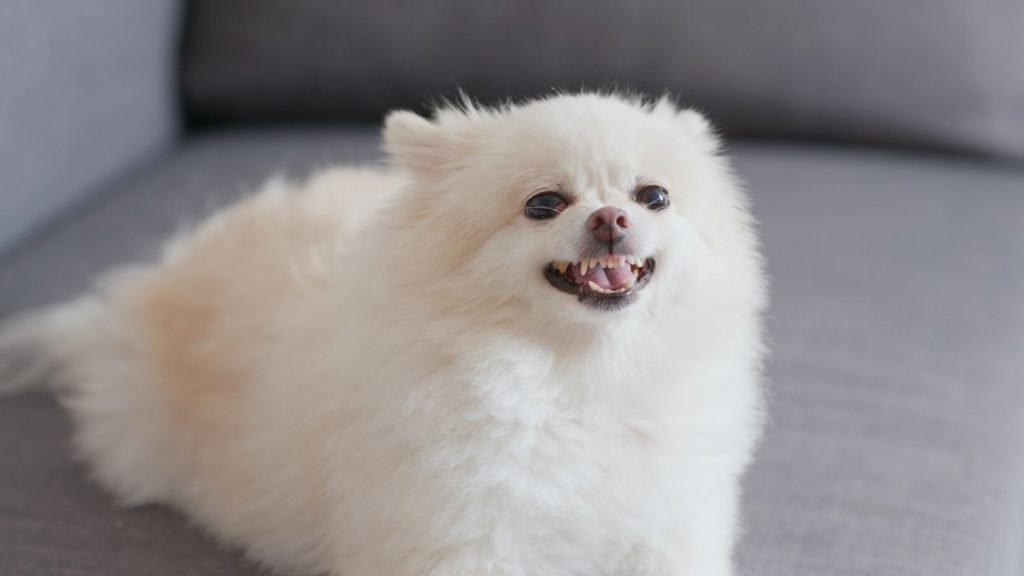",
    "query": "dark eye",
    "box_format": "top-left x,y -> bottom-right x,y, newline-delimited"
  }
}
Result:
524,191 -> 569,220
636,185 -> 670,211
